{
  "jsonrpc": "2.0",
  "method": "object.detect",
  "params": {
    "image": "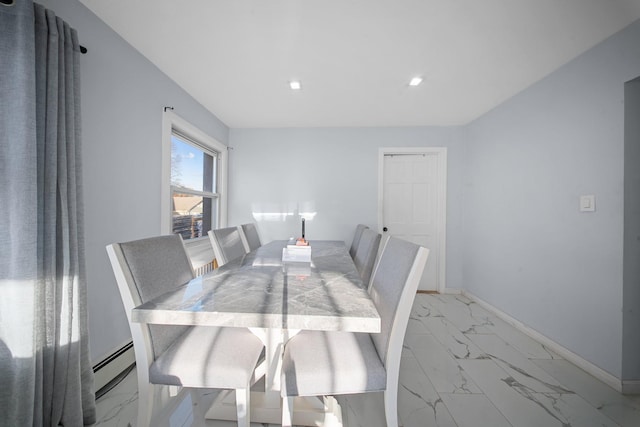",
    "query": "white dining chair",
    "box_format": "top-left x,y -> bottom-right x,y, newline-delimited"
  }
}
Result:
353,228 -> 381,289
106,235 -> 264,427
208,226 -> 248,266
349,223 -> 369,258
239,223 -> 262,252
280,237 -> 429,427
